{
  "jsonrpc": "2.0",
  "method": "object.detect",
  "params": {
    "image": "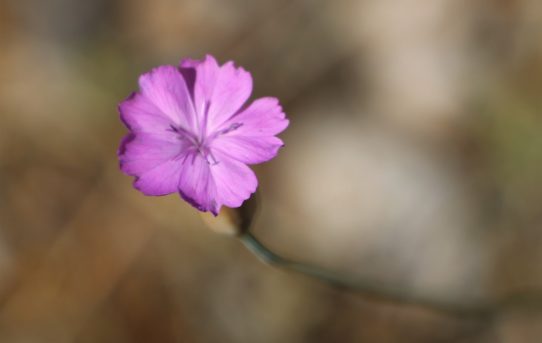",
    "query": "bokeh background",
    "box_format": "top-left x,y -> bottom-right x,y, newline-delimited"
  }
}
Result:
1,0 -> 542,342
